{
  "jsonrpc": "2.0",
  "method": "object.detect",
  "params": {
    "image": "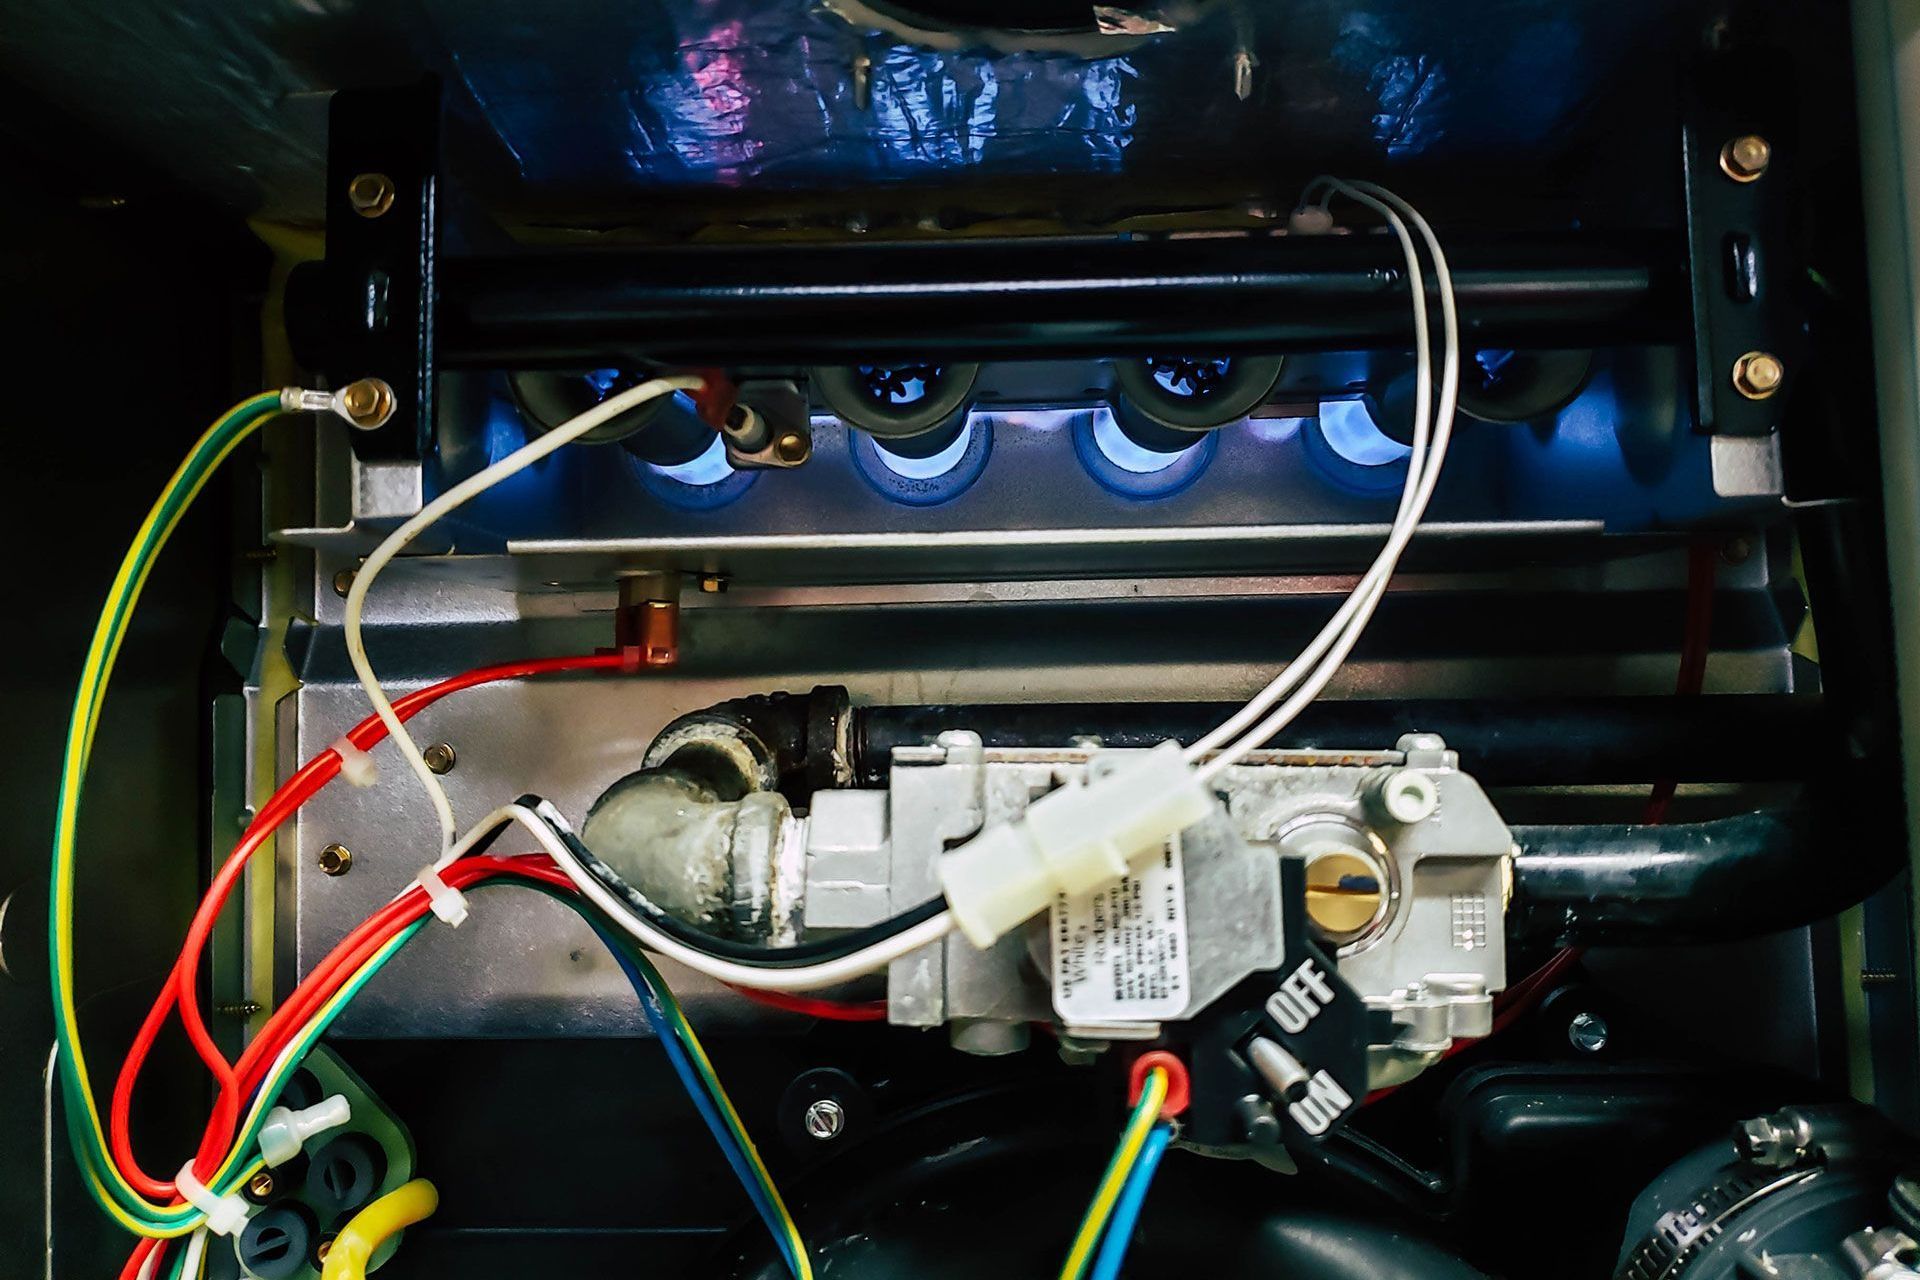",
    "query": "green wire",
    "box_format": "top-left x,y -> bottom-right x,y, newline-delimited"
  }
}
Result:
520,885 -> 810,1276
55,391 -> 798,1263
52,394 -> 283,1230
63,921 -> 419,1235
1058,1072 -> 1169,1280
